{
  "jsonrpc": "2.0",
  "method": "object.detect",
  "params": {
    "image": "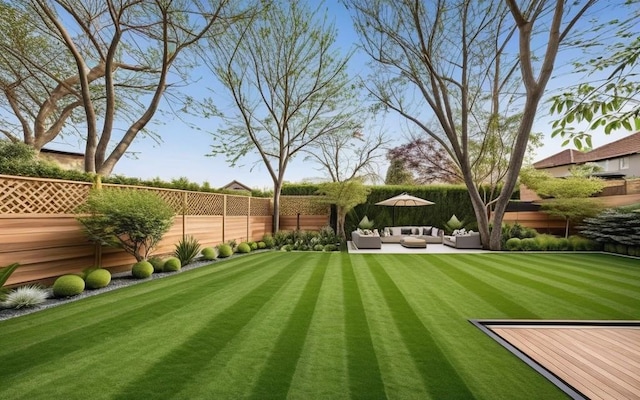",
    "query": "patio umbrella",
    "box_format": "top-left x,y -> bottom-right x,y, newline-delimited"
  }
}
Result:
375,192 -> 434,225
